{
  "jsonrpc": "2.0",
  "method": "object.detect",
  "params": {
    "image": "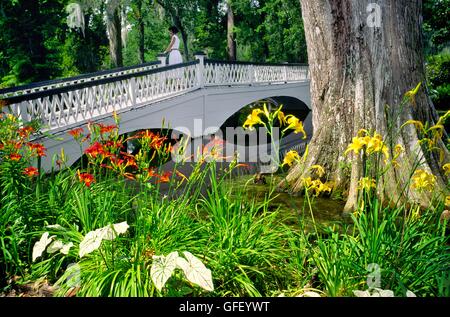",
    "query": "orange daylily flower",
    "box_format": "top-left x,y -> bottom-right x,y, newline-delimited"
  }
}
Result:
18,126 -> 34,138
157,171 -> 172,183
23,167 -> 39,178
28,143 -> 47,157
68,128 -> 84,139
77,171 -> 95,187
9,153 -> 22,161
